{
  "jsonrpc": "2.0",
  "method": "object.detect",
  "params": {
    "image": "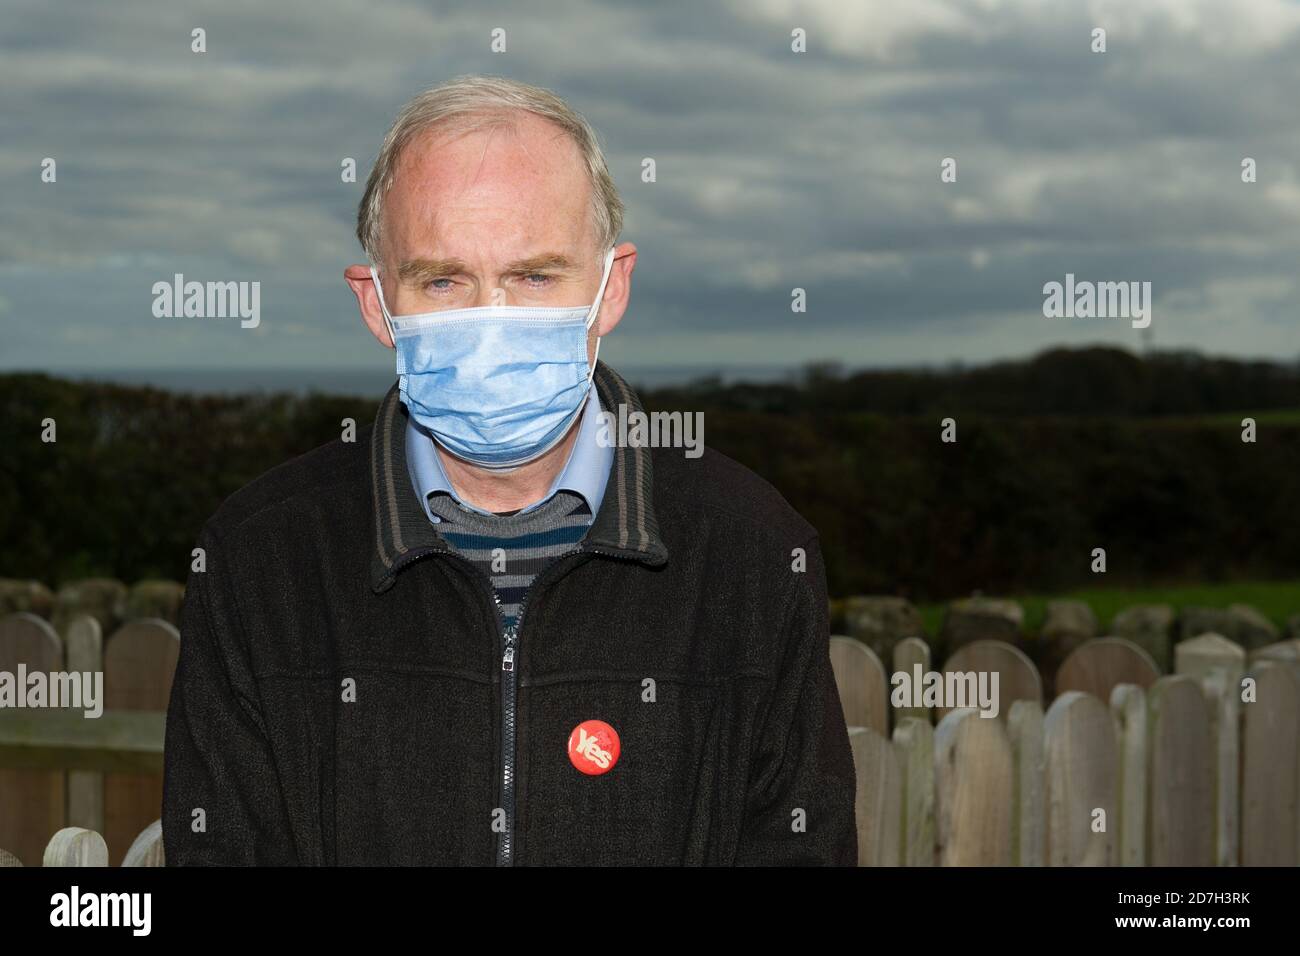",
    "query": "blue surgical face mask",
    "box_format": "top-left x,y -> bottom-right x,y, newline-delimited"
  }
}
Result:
370,248 -> 615,469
